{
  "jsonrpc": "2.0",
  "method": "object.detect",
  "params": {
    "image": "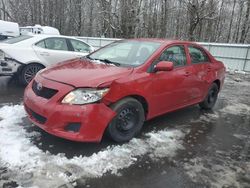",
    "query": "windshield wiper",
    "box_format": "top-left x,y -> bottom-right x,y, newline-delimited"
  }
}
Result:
84,56 -> 120,66
84,55 -> 93,60
100,59 -> 121,66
